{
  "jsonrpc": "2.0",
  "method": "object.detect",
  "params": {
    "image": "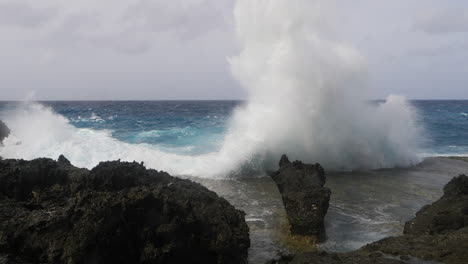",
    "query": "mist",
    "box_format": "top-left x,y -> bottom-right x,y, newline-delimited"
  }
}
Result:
214,0 -> 424,171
